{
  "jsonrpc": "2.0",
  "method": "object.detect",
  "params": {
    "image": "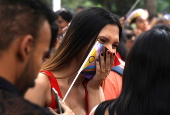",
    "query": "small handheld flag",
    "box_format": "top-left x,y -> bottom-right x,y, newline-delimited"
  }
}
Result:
62,41 -> 120,102
81,42 -> 120,79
